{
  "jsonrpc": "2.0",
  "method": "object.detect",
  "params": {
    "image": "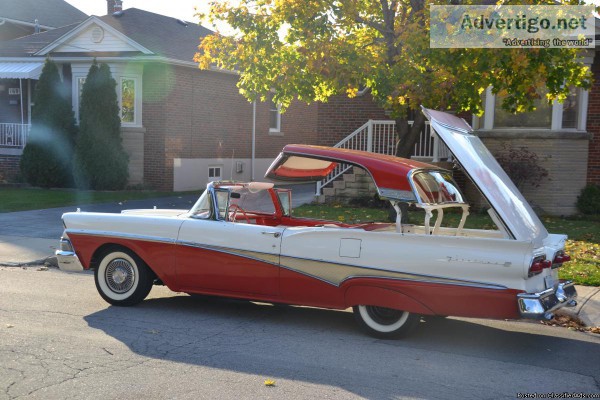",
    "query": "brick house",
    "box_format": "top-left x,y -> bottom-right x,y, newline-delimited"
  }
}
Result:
0,1 -> 599,216
0,0 -> 87,181
0,4 -> 323,191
